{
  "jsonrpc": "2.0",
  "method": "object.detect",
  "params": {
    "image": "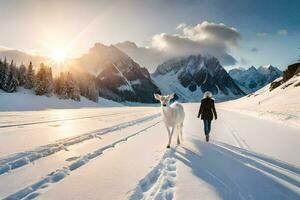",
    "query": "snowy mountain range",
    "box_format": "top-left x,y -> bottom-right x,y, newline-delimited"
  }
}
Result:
222,62 -> 300,128
228,65 -> 282,93
1,43 -> 284,103
152,54 -> 245,102
74,43 -> 160,103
